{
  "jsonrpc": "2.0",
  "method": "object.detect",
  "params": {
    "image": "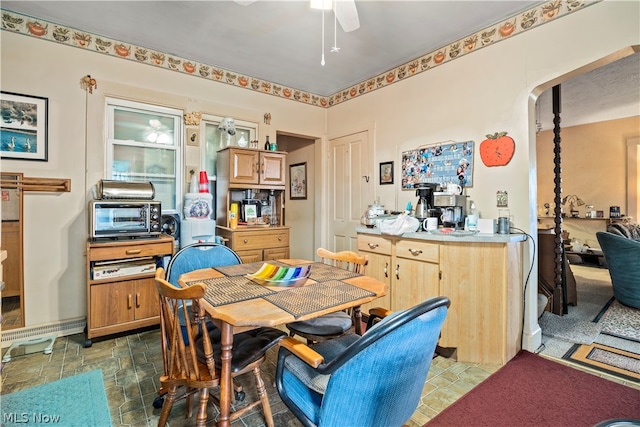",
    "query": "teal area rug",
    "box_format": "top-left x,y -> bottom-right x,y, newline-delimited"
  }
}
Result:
0,369 -> 112,427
